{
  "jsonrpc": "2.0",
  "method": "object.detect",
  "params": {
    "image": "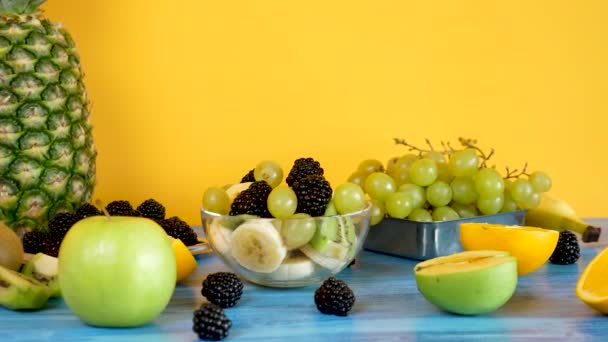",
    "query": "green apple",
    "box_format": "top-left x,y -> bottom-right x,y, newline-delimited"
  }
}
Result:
414,250 -> 518,315
58,216 -> 176,327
